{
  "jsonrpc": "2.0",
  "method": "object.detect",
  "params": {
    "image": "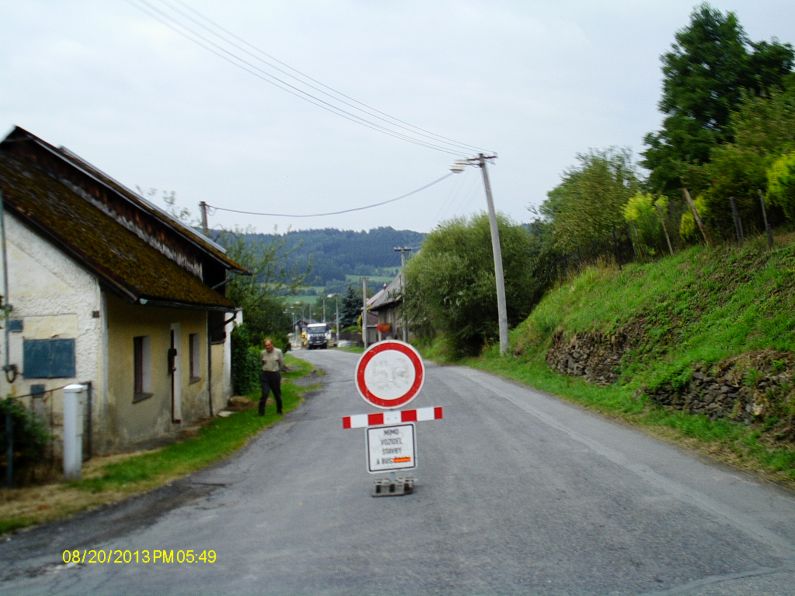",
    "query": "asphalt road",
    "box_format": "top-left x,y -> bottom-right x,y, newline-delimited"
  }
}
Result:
1,348 -> 794,595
